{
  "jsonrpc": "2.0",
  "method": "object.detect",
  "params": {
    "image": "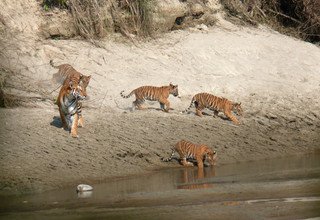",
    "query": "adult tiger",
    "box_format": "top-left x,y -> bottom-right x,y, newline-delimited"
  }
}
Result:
57,80 -> 86,138
120,83 -> 179,112
183,92 -> 243,124
50,60 -> 91,127
162,140 -> 217,169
